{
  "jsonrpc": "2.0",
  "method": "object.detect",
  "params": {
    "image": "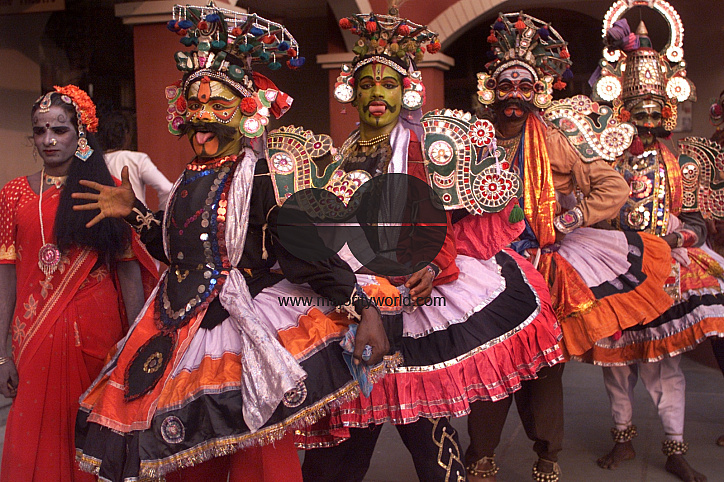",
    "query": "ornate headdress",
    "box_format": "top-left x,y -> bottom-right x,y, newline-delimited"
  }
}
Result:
165,2 -> 301,137
36,85 -> 99,161
477,12 -> 573,109
590,0 -> 695,131
333,2 -> 440,111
